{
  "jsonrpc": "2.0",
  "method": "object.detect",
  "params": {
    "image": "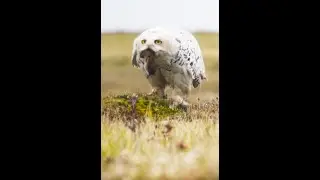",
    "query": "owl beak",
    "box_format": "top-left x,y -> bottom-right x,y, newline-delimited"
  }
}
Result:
140,48 -> 155,58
